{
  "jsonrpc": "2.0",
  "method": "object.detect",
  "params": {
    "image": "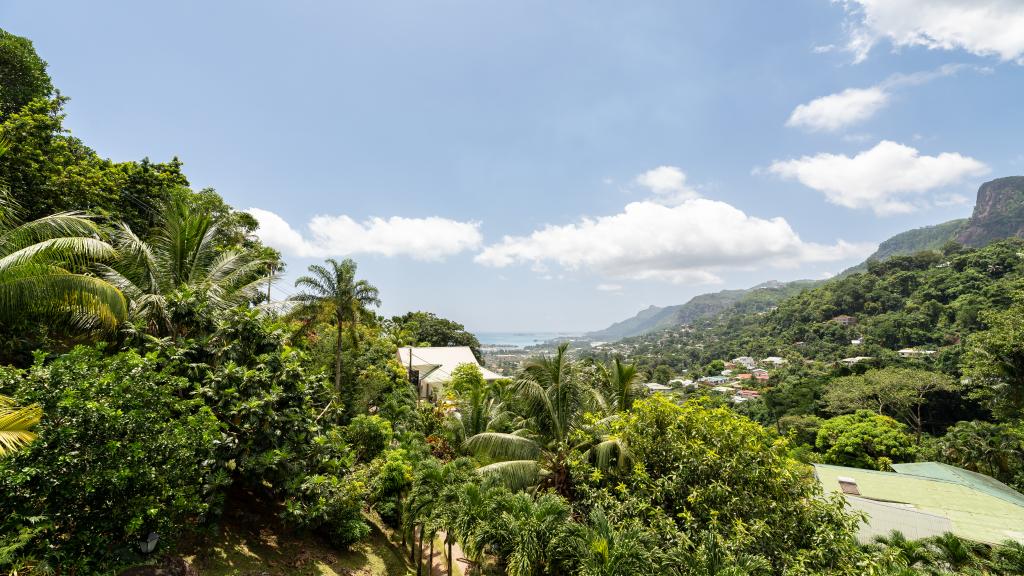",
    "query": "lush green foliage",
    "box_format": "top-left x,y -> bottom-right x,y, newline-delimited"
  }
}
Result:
816,410 -> 917,470
0,348 -> 224,570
